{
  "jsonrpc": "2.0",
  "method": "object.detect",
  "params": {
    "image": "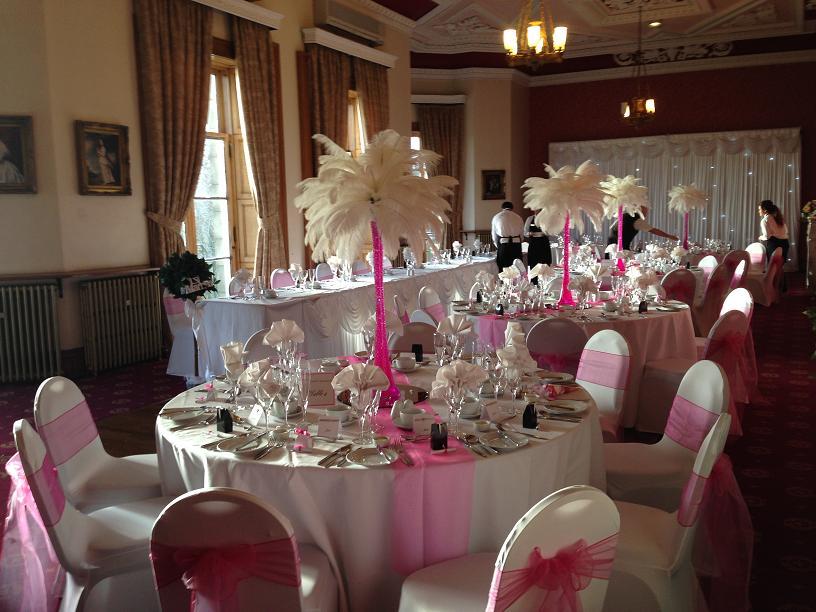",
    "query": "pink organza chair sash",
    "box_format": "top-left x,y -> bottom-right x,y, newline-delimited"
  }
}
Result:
316,266 -> 333,281
37,399 -> 98,466
151,536 -> 301,612
352,261 -> 370,276
29,454 -> 66,527
530,351 -> 581,376
487,534 -> 618,612
664,282 -> 694,305
664,396 -> 719,452
0,454 -> 65,612
424,302 -> 447,324
705,332 -> 745,361
163,295 -> 186,315
576,350 -> 629,390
